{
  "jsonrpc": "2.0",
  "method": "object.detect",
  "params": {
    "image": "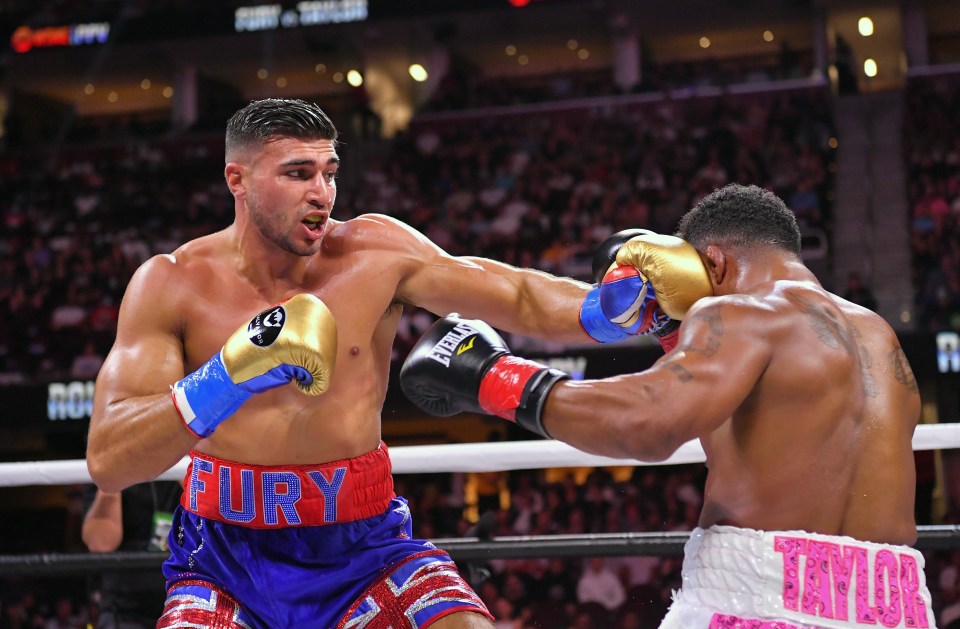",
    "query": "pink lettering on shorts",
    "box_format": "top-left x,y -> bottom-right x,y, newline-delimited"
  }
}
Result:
772,535 -> 931,628
709,613 -> 805,629
774,535 -> 807,612
802,541 -> 836,619
899,554 -> 929,628
875,550 -> 901,627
